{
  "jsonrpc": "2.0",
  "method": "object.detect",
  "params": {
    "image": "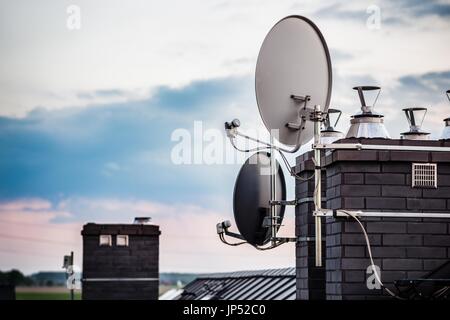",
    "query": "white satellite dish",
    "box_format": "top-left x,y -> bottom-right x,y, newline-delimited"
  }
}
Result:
255,15 -> 332,147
